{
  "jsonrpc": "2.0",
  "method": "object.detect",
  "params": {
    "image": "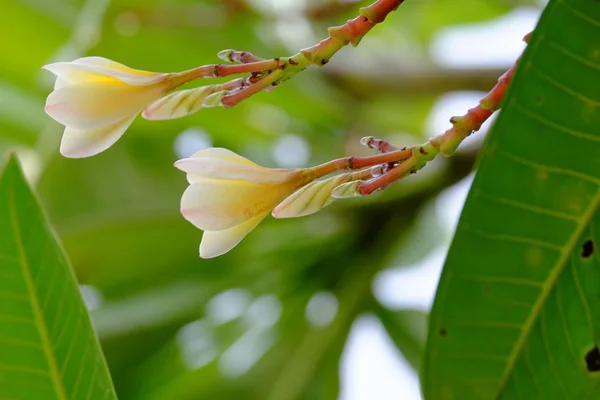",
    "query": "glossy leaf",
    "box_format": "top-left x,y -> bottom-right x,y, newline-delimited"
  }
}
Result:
0,155 -> 117,400
424,0 -> 600,398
